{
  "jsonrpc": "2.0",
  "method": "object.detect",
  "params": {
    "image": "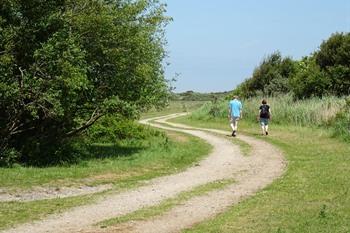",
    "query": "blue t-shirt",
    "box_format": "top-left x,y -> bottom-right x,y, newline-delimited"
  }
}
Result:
229,99 -> 242,117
